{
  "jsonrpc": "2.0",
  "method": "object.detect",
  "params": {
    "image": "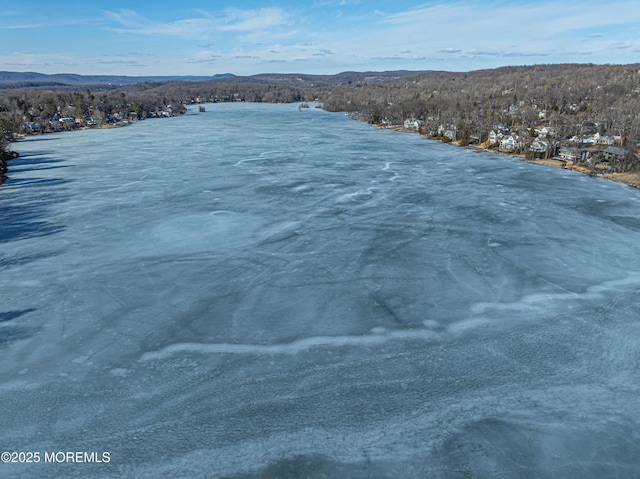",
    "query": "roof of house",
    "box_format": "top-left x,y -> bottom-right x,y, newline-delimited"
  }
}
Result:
604,146 -> 626,155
